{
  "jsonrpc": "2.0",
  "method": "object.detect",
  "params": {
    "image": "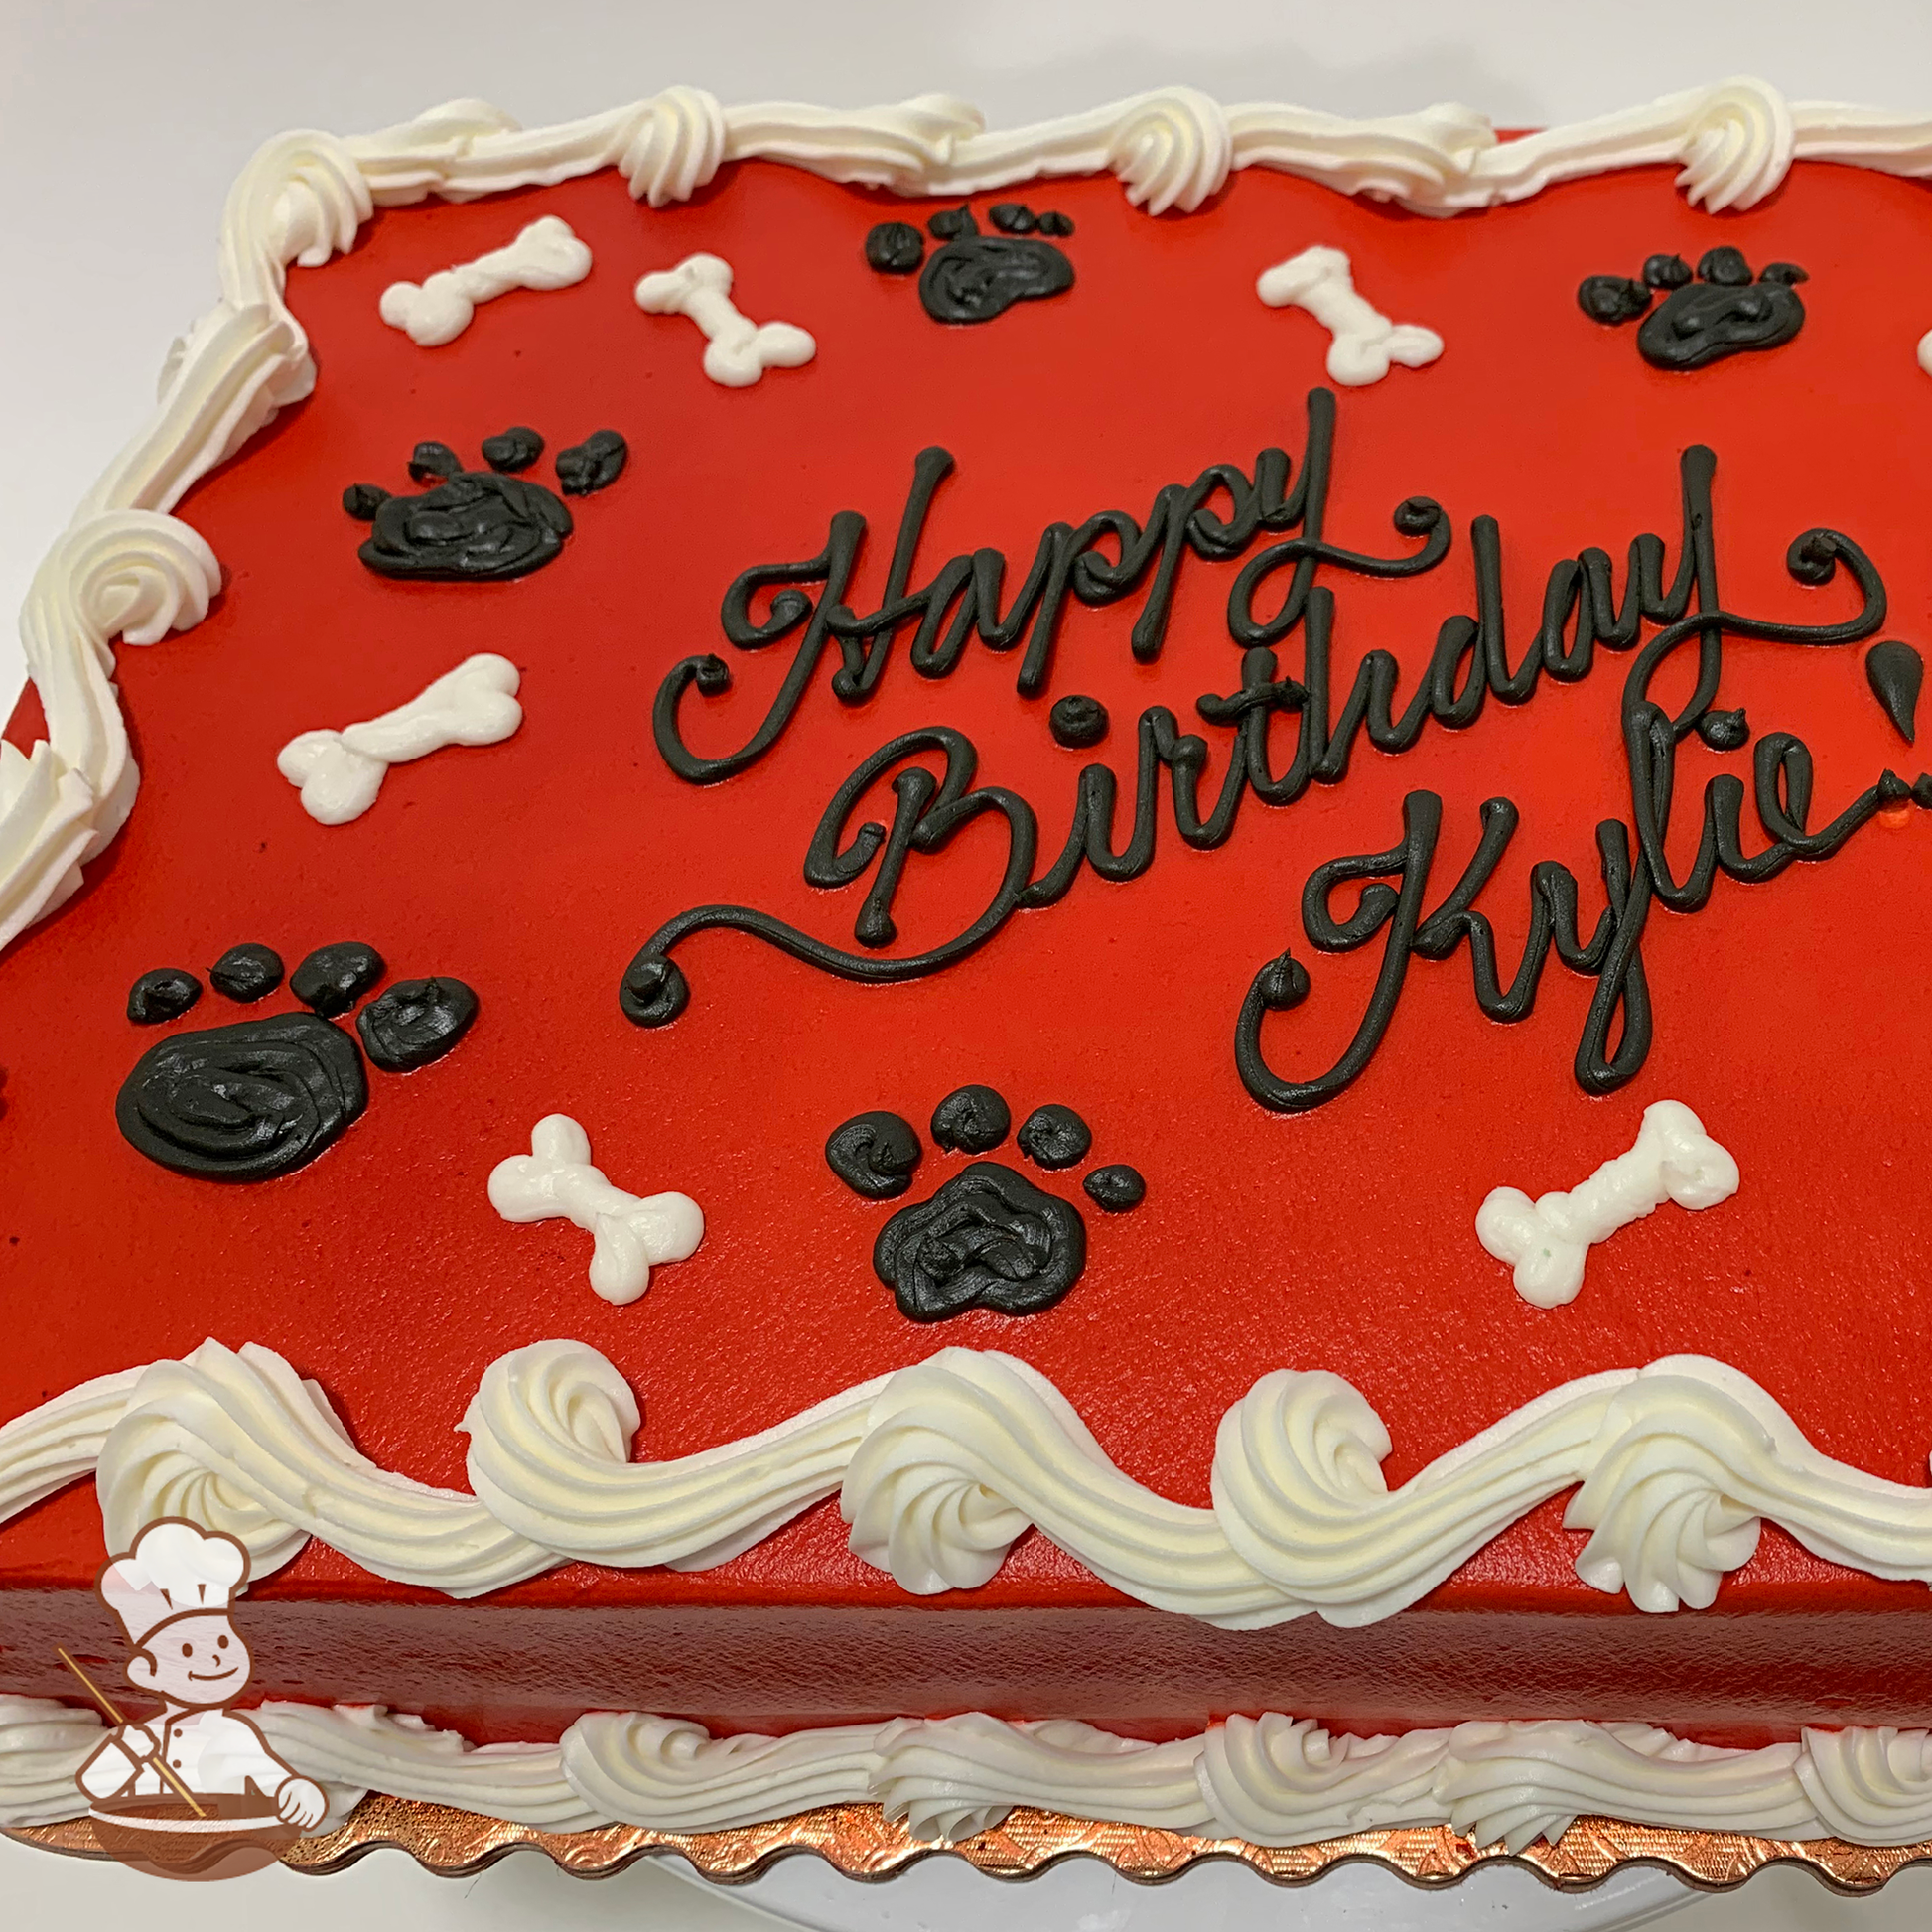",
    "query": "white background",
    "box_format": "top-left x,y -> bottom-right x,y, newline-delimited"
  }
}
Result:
8,1 -> 1932,1925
